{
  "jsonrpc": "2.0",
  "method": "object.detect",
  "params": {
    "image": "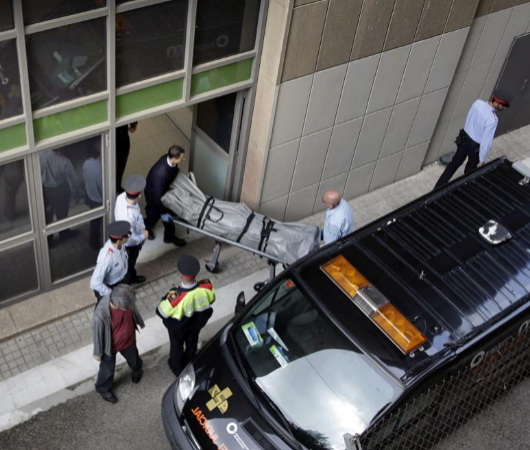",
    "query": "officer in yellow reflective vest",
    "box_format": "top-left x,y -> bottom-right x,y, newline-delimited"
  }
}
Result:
157,255 -> 215,376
